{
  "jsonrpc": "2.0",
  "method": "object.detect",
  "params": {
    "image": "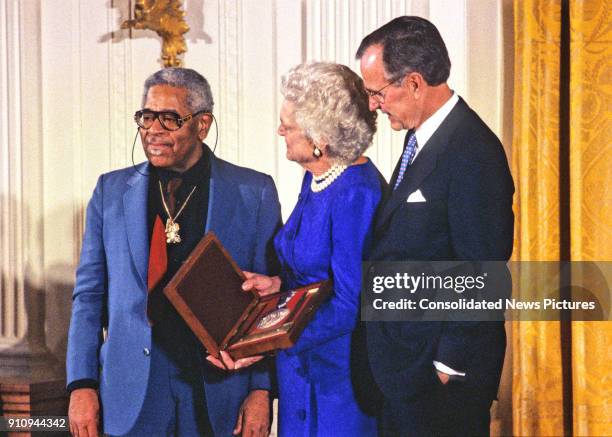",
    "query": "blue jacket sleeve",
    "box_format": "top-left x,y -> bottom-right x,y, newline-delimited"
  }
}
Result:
285,185 -> 381,356
249,175 -> 282,390
66,175 -> 108,386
